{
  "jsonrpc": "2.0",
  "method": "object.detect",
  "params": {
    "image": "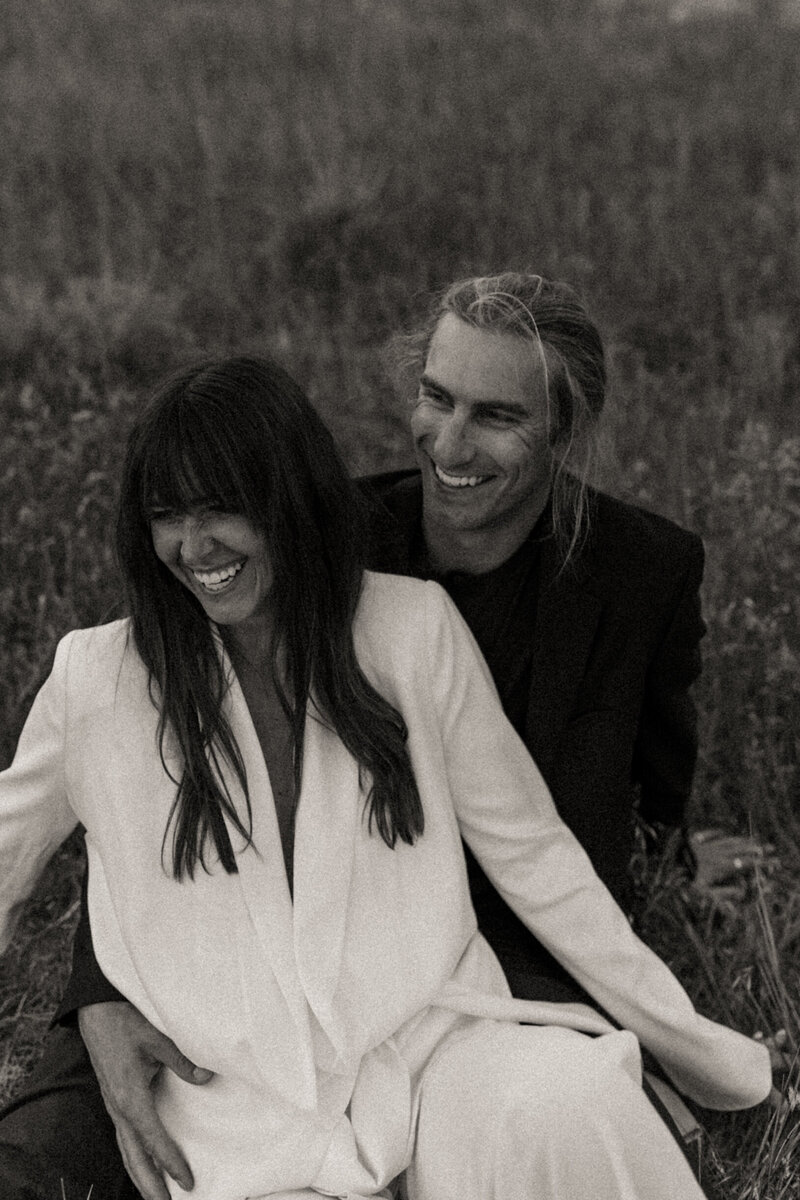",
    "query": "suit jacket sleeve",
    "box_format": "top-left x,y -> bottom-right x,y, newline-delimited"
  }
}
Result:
53,868 -> 126,1023
0,635 -> 79,955
634,535 -> 705,829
